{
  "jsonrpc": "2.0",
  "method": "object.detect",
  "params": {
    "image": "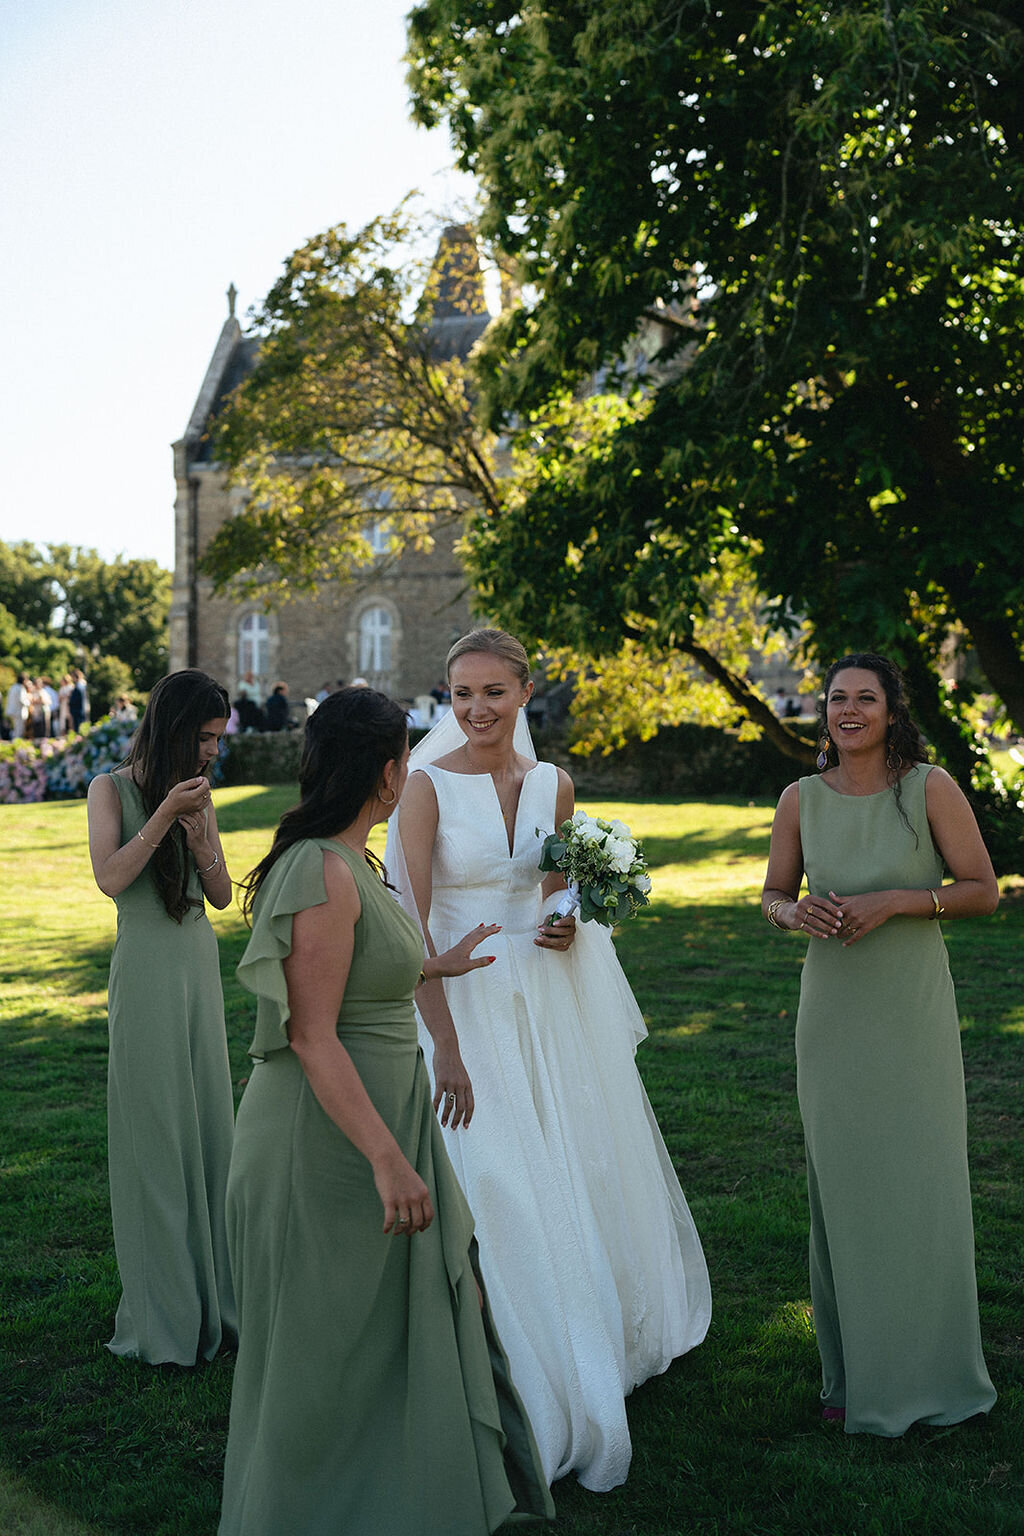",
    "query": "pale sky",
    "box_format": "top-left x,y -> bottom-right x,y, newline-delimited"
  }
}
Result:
0,0 -> 472,571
